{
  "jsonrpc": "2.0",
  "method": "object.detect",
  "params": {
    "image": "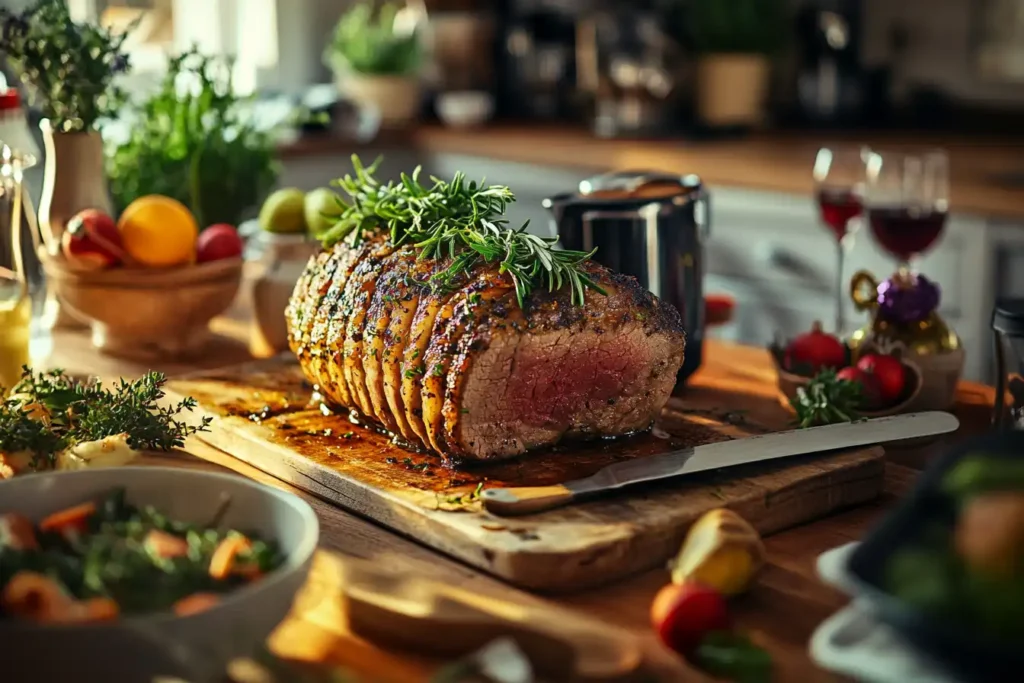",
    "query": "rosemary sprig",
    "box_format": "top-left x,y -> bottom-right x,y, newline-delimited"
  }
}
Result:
790,369 -> 863,428
1,366 -> 212,469
317,155 -> 606,307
